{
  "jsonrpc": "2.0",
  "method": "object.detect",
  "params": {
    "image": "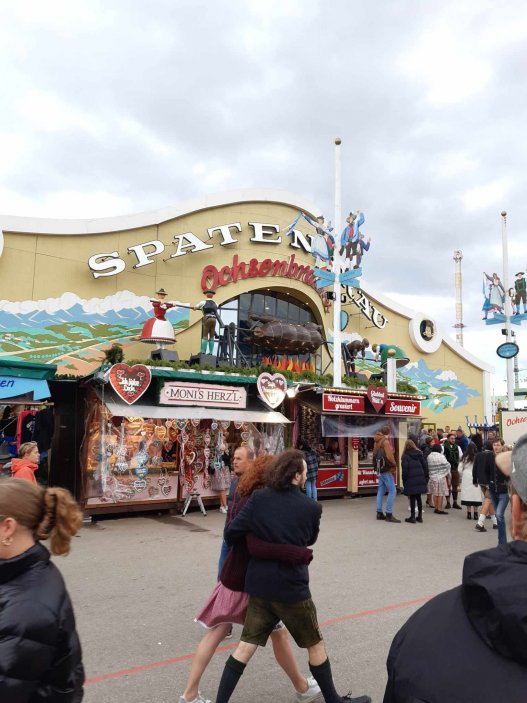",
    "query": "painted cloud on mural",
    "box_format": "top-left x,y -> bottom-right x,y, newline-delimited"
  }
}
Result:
0,290 -> 190,375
